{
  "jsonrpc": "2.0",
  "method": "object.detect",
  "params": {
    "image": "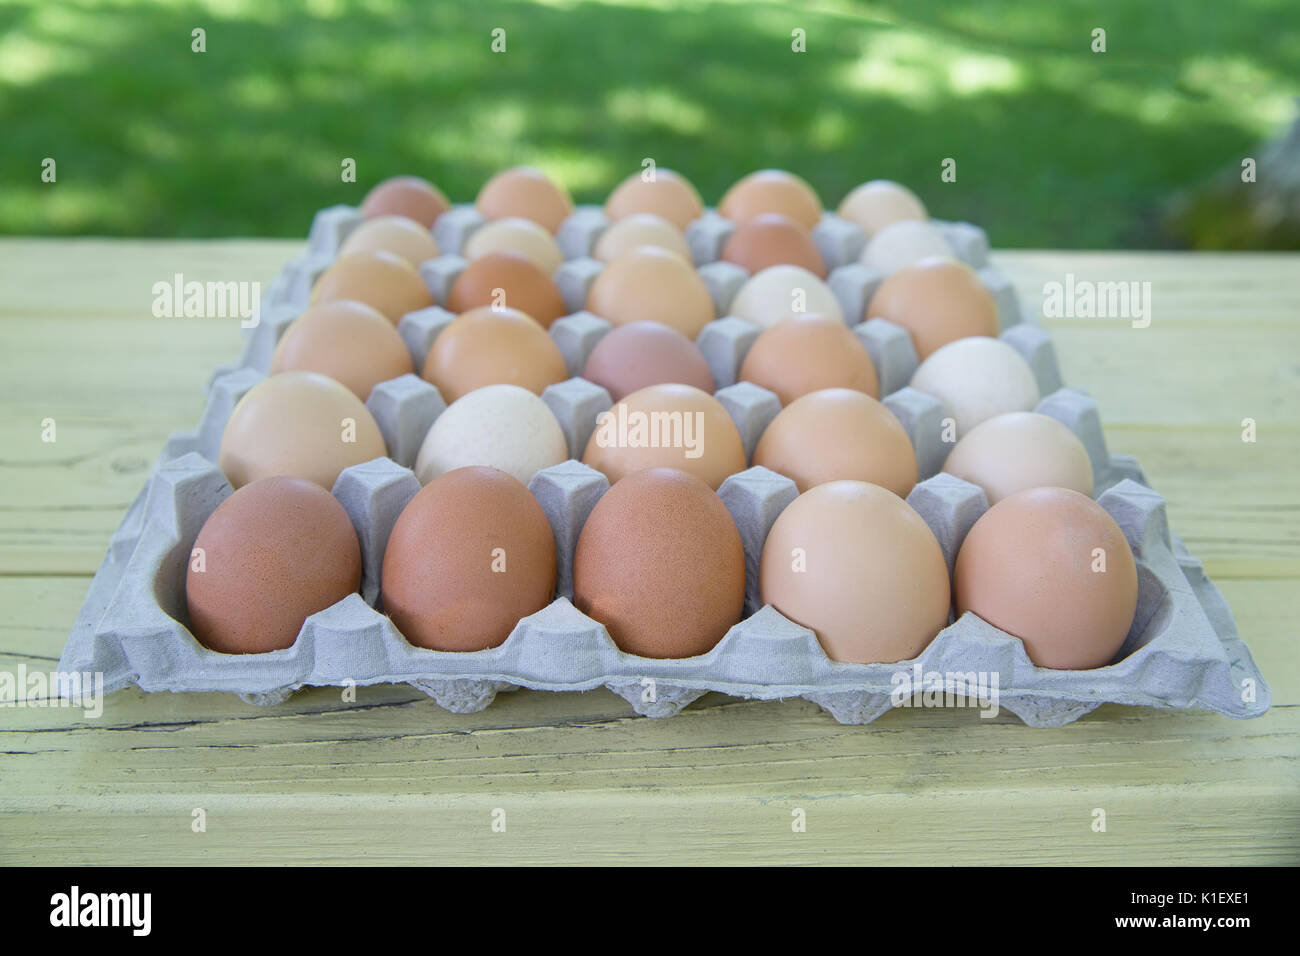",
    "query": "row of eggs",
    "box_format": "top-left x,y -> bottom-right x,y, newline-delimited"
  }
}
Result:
188,466 -> 1137,674
187,167 -> 1136,677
